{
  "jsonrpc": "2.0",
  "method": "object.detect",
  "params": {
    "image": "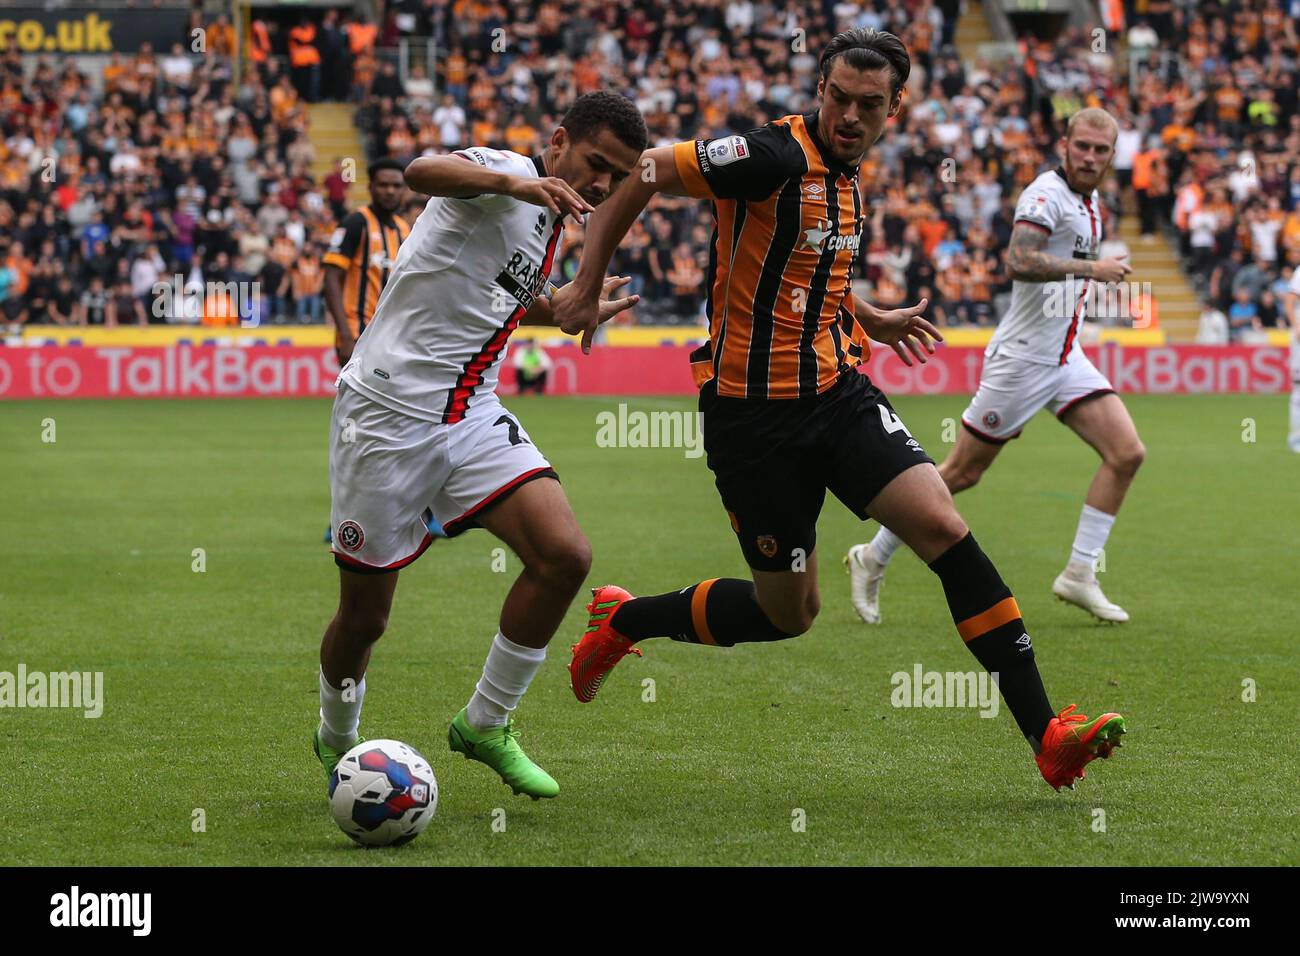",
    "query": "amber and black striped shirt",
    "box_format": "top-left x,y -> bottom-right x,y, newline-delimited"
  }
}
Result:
673,112 -> 871,400
324,204 -> 411,343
